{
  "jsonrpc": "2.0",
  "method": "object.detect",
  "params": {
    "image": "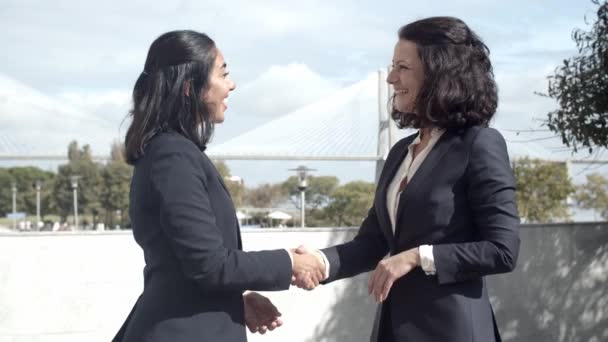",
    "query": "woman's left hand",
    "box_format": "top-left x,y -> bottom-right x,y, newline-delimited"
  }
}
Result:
368,247 -> 420,303
244,292 -> 283,334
